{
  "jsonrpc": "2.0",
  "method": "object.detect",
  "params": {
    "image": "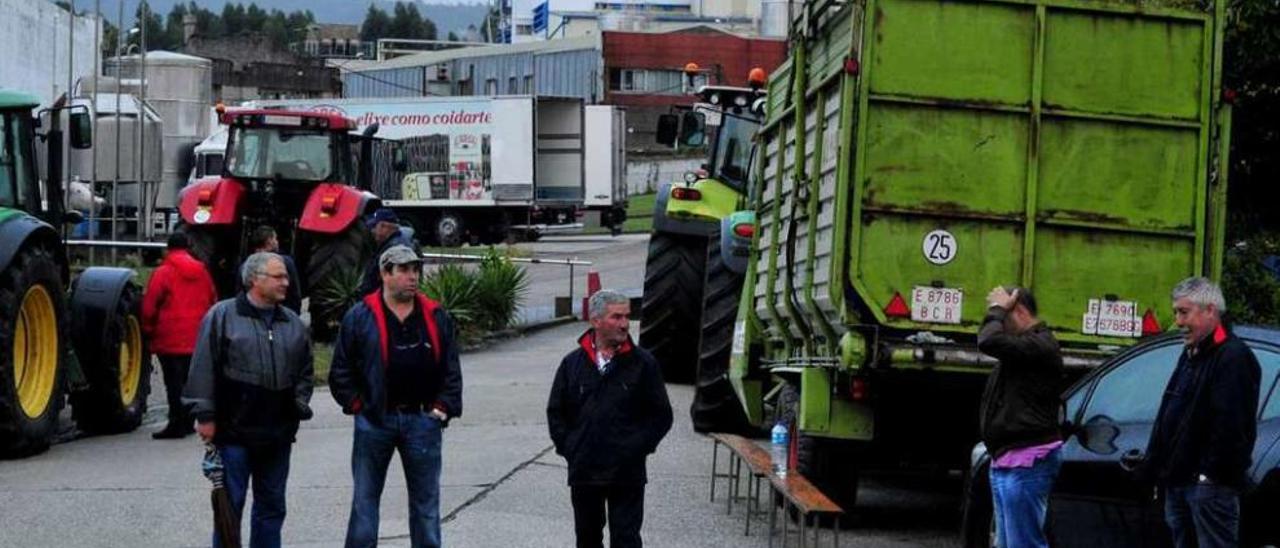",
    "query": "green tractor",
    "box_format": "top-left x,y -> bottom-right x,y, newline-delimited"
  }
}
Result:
0,89 -> 150,457
641,70 -> 766,433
